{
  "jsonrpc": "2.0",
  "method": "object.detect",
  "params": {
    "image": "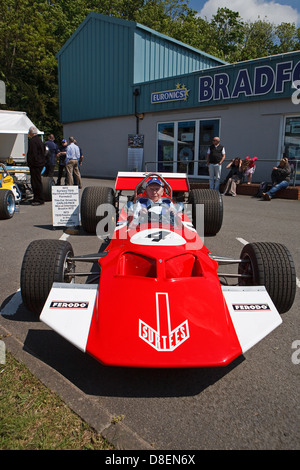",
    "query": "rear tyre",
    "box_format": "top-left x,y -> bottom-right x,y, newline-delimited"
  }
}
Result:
81,186 -> 115,234
20,239 -> 74,316
238,242 -> 296,314
189,189 -> 223,236
0,189 -> 15,219
42,176 -> 54,201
